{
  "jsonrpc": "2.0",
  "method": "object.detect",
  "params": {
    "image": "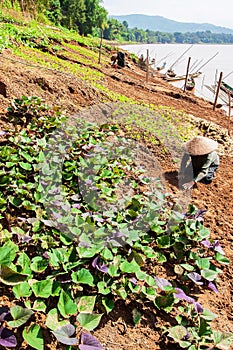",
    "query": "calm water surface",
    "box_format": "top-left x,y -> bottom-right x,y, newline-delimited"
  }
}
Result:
120,43 -> 233,108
